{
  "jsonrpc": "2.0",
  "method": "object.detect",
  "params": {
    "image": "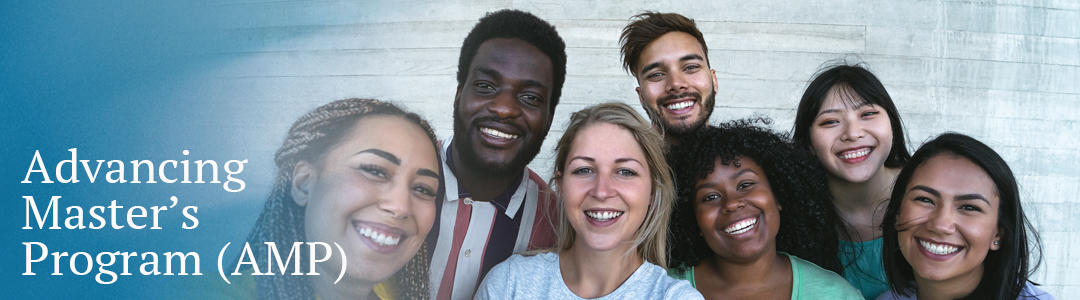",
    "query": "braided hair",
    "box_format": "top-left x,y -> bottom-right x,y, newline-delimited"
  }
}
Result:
245,98 -> 437,300
667,118 -> 844,274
